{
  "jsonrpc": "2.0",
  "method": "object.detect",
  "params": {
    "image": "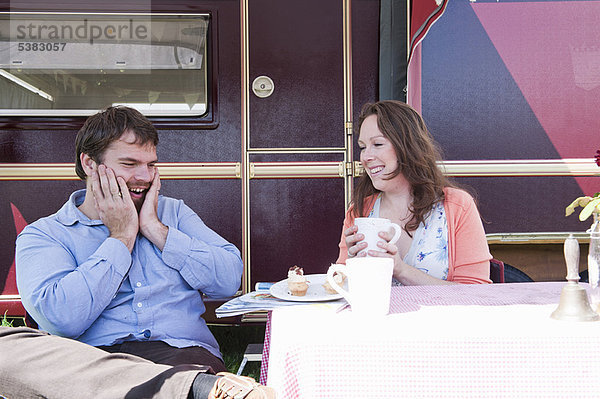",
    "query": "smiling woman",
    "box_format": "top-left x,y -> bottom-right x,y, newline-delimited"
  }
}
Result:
337,100 -> 492,286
